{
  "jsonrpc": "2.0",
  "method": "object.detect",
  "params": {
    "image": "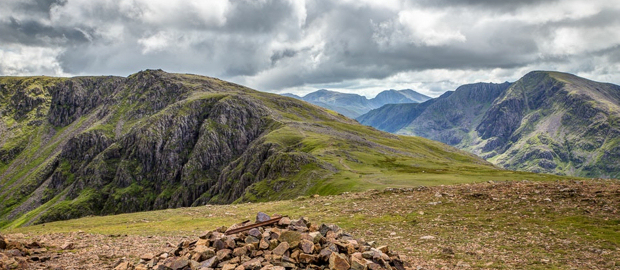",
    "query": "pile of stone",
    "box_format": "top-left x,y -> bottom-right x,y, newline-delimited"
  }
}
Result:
128,213 -> 410,270
0,233 -> 48,269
